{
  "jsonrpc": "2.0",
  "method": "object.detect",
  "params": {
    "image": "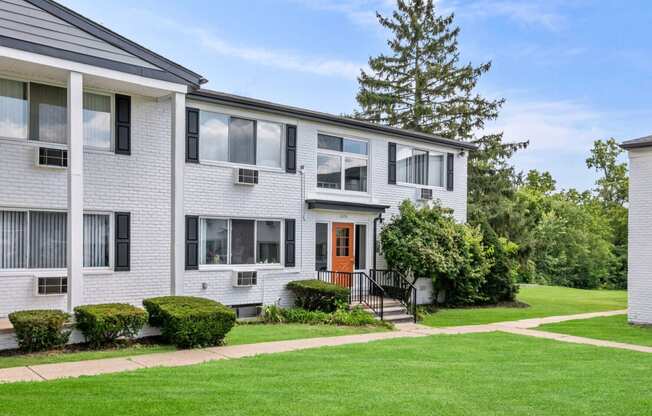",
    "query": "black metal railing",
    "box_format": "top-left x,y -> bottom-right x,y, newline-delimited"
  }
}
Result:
370,269 -> 417,323
317,270 -> 386,320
